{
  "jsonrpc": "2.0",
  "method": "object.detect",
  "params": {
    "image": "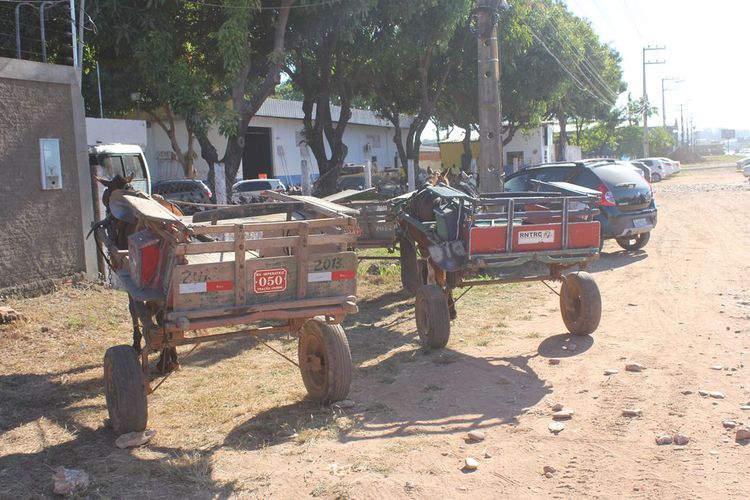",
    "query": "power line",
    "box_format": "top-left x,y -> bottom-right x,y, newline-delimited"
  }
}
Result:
534,2 -> 620,101
526,7 -> 618,106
